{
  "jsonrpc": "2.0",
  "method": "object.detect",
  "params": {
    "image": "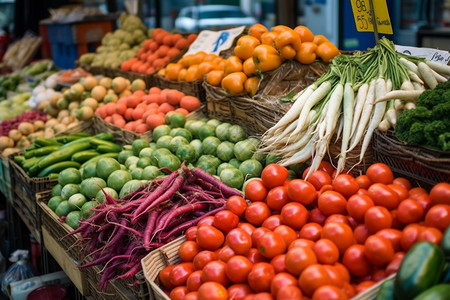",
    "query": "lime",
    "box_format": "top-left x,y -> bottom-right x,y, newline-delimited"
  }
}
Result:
120,164 -> 127,170
142,165 -> 164,180
81,200 -> 98,219
247,137 -> 260,147
158,154 -> 181,171
217,163 -> 235,176
206,119 -> 222,128
66,210 -> 82,229
55,200 -> 71,217
150,148 -> 172,166
173,128 -> 193,142
190,139 -> 203,160
132,139 -> 150,156
186,120 -> 205,138
119,179 -> 144,198
202,136 -> 221,156
51,184 -> 63,197
156,135 -> 173,149
96,157 -> 121,180
68,193 -> 87,210
81,162 -> 97,179
60,183 -> 80,201
137,157 -> 152,169
239,159 -> 263,180
170,113 -> 187,128
95,187 -> 118,204
220,168 -> 244,189
234,140 -> 256,161
251,151 -> 266,164
118,150 -> 134,164
228,125 -> 247,143
152,125 -> 171,142
125,155 -> 139,169
131,167 -> 143,179
169,136 -> 189,154
107,170 -> 132,193
139,147 -> 154,158
198,124 -> 216,140
175,144 -> 197,165
265,153 -> 280,165
149,142 -> 157,150
48,196 -> 63,212
217,141 -> 235,161
80,177 -> 107,199
58,168 -> 82,186
215,122 -> 232,141
229,158 -> 242,169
